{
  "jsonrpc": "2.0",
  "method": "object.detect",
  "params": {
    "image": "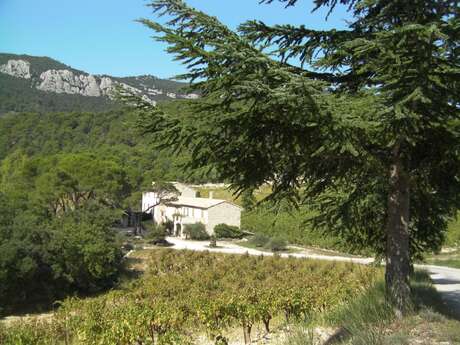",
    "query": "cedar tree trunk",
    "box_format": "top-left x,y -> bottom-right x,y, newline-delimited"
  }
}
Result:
385,153 -> 411,317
